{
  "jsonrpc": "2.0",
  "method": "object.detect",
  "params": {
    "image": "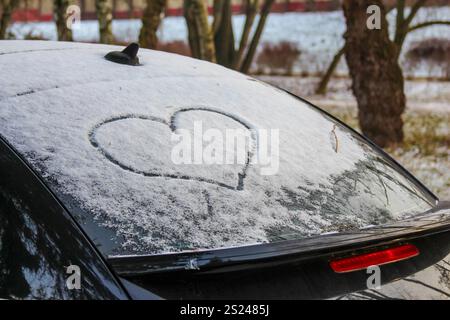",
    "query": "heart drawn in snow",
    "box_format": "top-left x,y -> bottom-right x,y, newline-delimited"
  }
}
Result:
88,107 -> 257,190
